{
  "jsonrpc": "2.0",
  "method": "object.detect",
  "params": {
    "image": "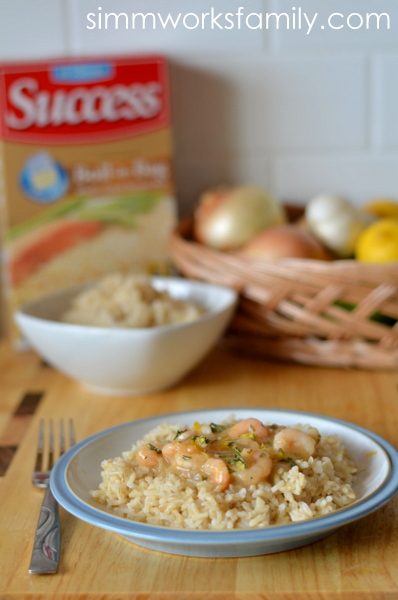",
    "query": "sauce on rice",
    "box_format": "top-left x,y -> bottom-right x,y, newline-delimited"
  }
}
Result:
91,417 -> 358,530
